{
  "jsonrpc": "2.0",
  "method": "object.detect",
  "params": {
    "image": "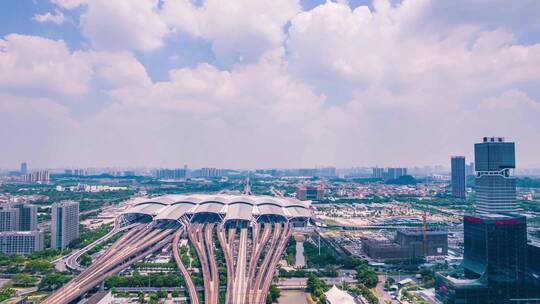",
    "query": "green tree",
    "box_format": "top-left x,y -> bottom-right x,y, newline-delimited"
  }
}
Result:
12,273 -> 36,287
25,259 -> 52,273
356,265 -> 378,288
79,254 -> 92,266
267,284 -> 280,303
39,272 -> 70,291
138,292 -> 146,303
